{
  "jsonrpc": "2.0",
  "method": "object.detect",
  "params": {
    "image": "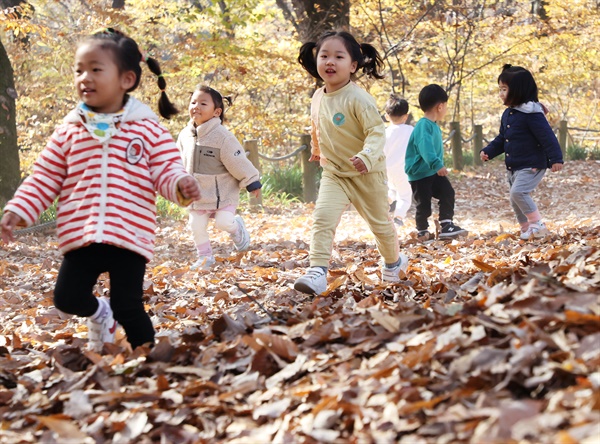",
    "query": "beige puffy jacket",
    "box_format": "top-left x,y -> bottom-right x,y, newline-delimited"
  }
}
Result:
177,117 -> 261,211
